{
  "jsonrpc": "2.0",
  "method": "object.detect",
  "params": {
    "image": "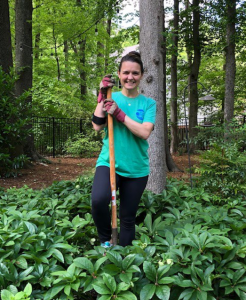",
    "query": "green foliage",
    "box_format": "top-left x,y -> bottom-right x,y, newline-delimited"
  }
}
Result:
0,67 -> 30,177
63,132 -> 102,158
1,177 -> 246,299
193,122 -> 246,197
